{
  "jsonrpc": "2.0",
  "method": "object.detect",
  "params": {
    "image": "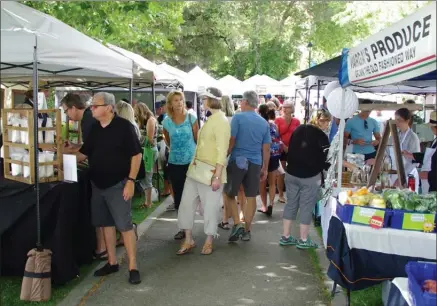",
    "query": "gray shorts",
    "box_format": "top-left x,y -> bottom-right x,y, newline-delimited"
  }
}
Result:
91,180 -> 133,232
224,160 -> 261,197
283,173 -> 321,225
